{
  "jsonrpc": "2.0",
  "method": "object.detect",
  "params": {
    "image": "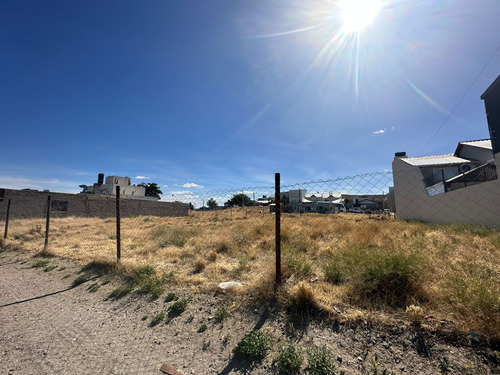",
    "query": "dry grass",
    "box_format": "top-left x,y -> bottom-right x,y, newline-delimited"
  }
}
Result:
4,208 -> 500,338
